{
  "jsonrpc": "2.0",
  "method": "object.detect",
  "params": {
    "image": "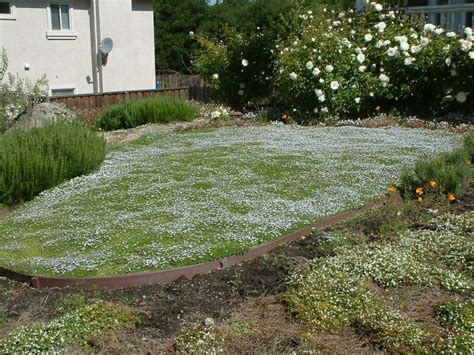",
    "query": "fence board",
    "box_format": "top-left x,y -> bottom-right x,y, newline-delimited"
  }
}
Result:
49,87 -> 192,112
